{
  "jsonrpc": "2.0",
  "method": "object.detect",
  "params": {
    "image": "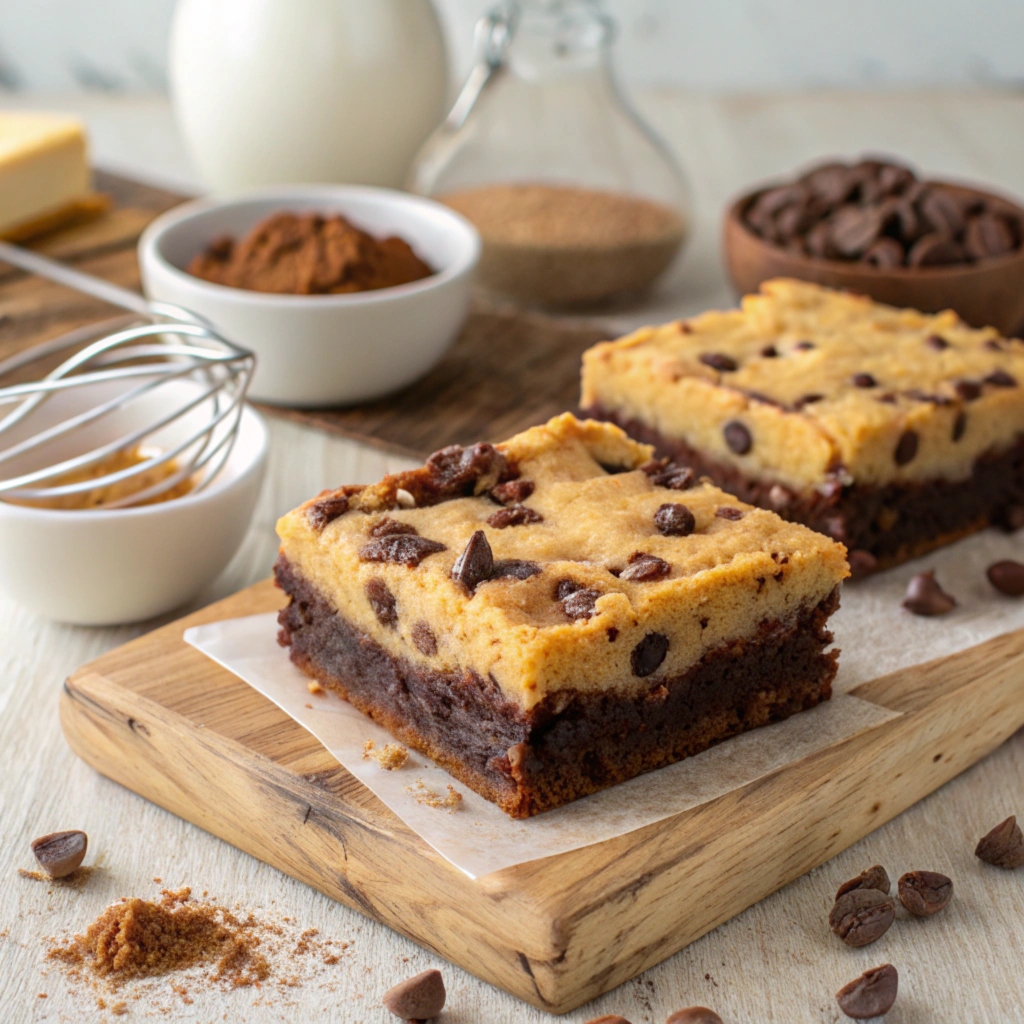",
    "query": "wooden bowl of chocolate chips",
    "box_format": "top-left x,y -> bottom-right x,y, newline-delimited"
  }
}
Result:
724,157 -> 1024,335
